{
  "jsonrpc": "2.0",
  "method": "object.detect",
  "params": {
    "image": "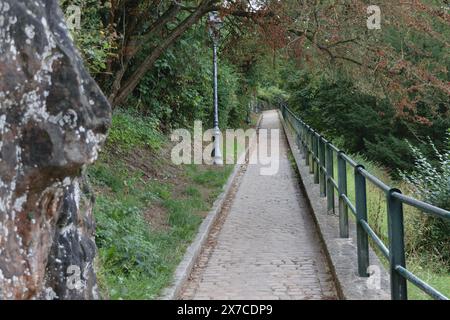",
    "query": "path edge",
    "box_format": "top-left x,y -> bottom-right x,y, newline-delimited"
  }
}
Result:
278,109 -> 391,300
159,114 -> 263,300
